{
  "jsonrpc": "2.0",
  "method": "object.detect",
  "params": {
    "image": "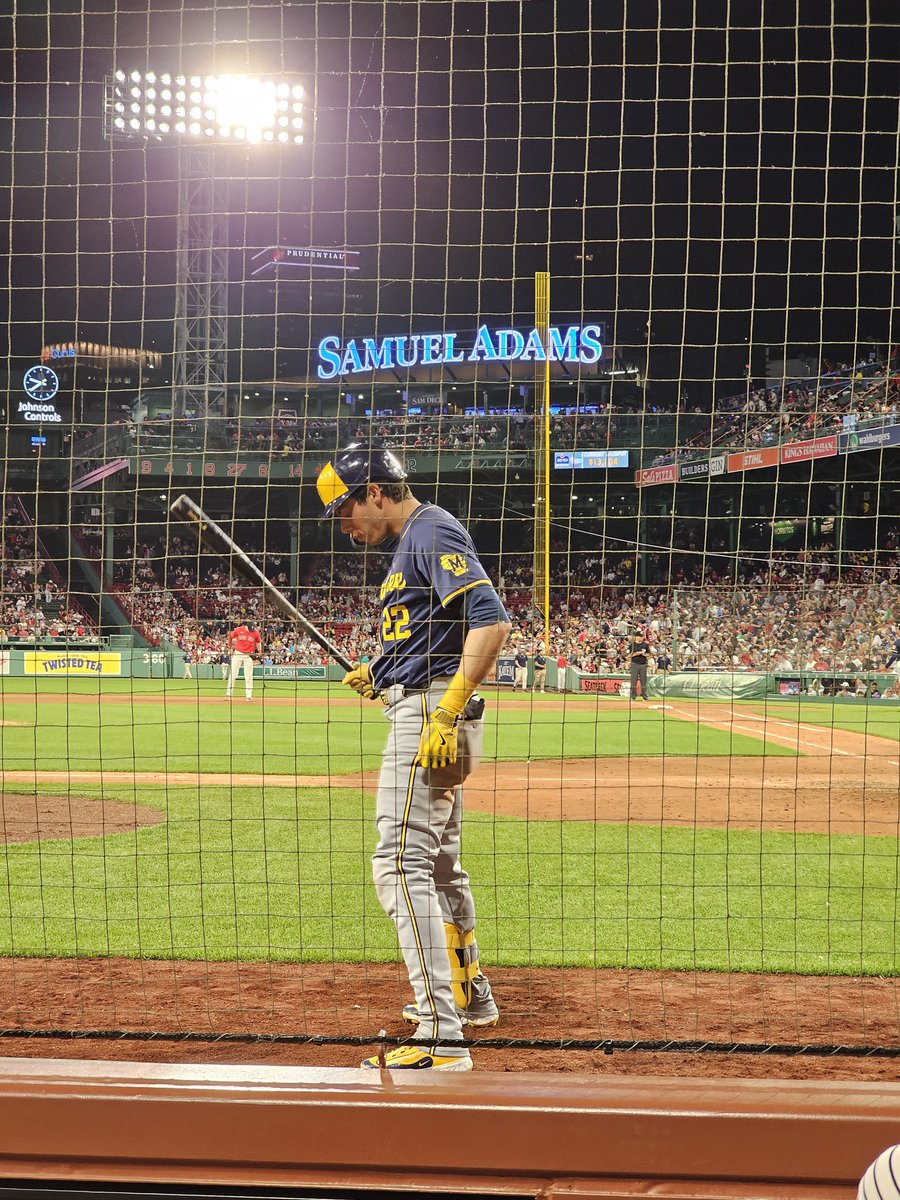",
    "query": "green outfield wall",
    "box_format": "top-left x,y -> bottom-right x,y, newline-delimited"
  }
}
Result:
570,670 -> 895,699
1,648 -> 893,700
130,448 -> 533,482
